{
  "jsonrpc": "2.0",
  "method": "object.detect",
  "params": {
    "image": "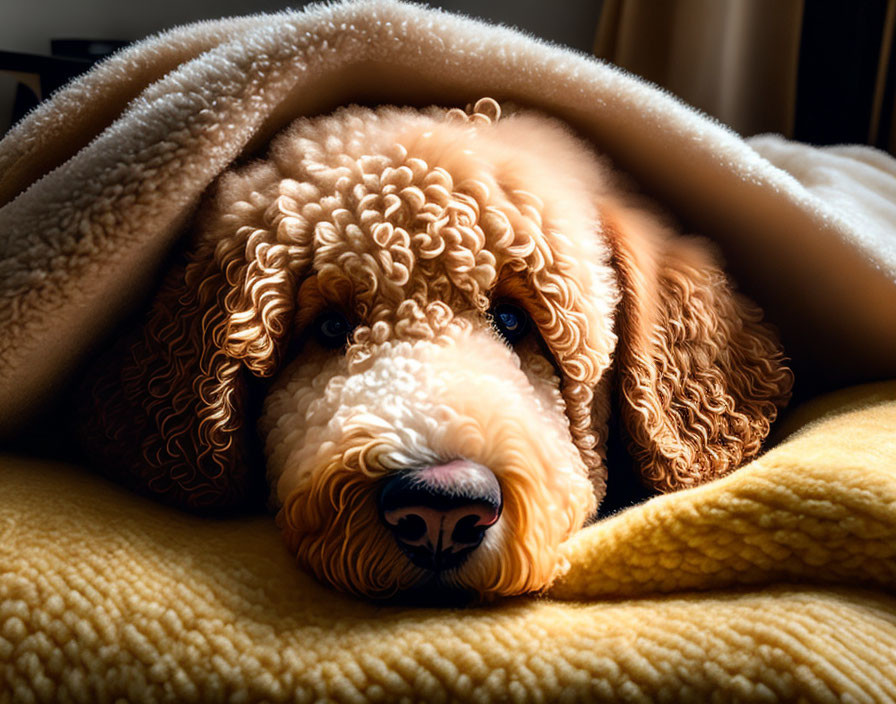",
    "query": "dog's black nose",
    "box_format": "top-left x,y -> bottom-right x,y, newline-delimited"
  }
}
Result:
378,461 -> 502,572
